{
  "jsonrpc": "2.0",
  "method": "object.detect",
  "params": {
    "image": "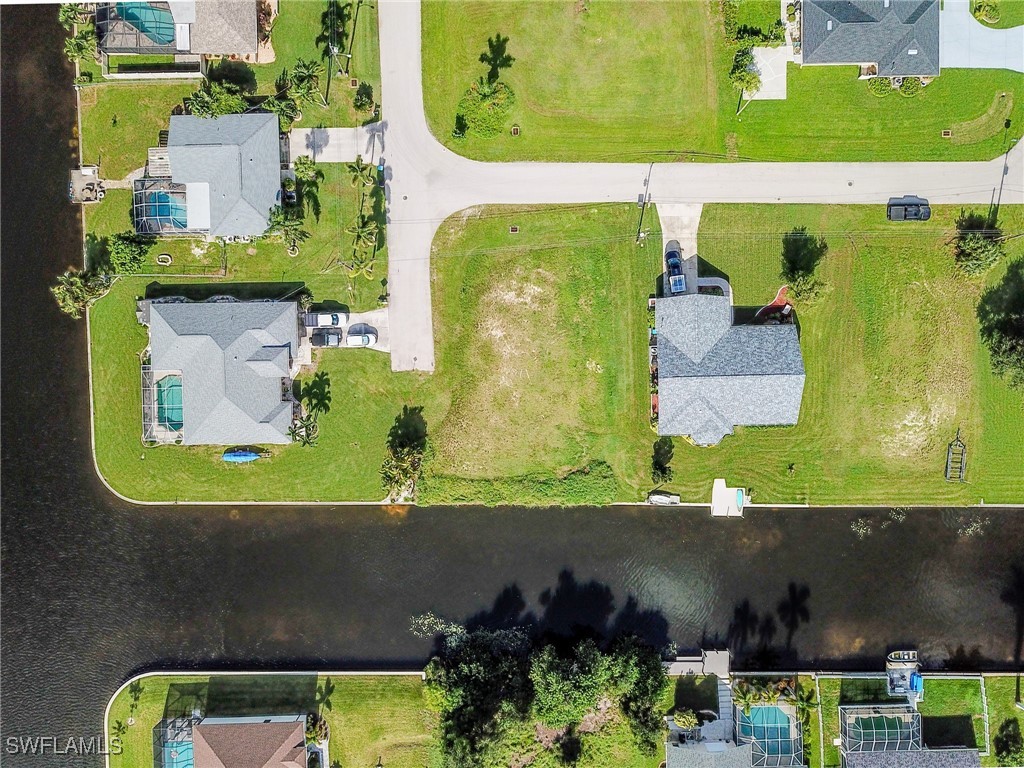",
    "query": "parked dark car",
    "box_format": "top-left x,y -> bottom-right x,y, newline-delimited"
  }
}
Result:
311,329 -> 342,348
887,196 -> 931,221
666,250 -> 686,294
